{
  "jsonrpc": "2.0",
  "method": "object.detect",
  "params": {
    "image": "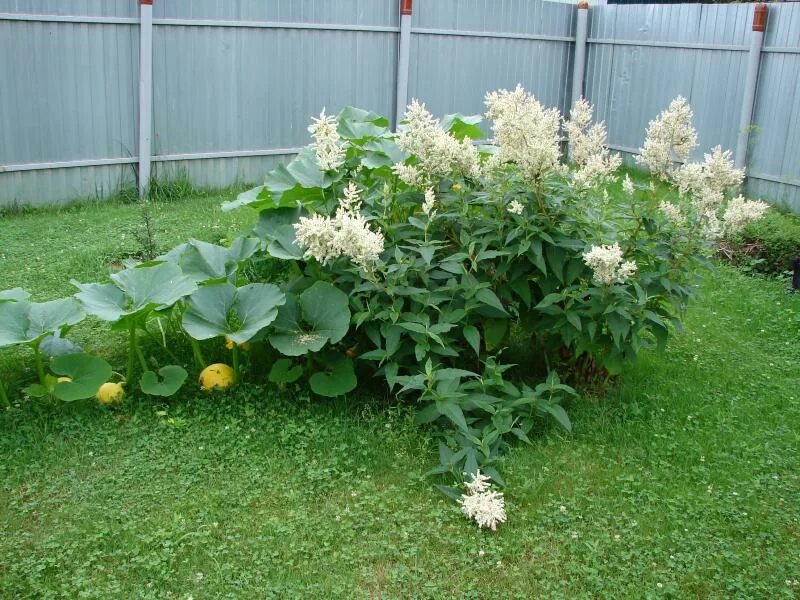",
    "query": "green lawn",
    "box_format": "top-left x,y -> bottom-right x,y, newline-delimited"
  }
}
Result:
1,194 -> 799,598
